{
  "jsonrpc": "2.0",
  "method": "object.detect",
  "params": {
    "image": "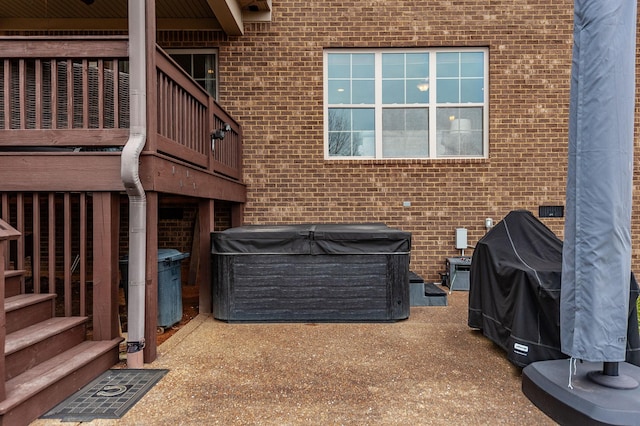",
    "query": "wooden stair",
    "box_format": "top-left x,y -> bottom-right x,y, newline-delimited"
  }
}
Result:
0,270 -> 122,426
4,270 -> 24,298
